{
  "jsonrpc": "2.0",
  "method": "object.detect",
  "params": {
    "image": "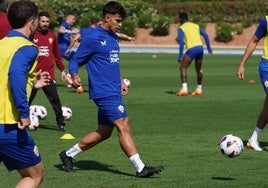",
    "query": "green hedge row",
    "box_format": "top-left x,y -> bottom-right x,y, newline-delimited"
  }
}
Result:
36,0 -> 267,42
